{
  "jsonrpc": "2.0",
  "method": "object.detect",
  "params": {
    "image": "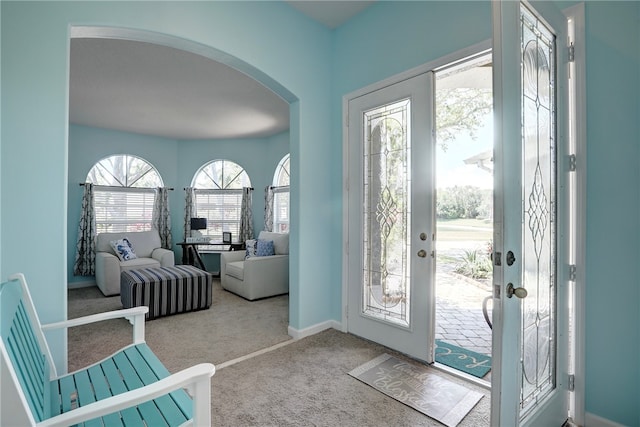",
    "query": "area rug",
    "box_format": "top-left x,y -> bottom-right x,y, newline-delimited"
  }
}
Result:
435,340 -> 492,378
349,354 -> 483,427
